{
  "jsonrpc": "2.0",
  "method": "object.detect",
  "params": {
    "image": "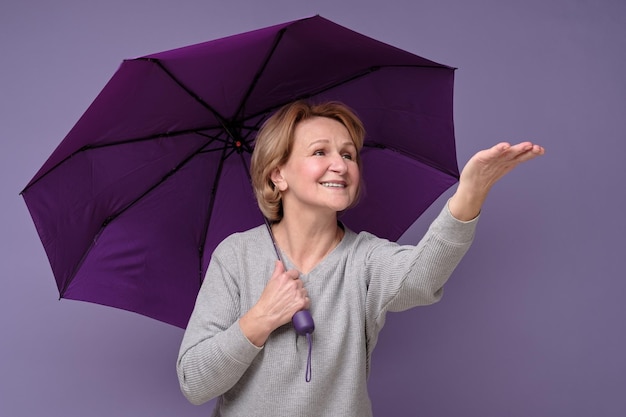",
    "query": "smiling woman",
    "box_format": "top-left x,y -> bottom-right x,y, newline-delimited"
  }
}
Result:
175,100 -> 544,416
